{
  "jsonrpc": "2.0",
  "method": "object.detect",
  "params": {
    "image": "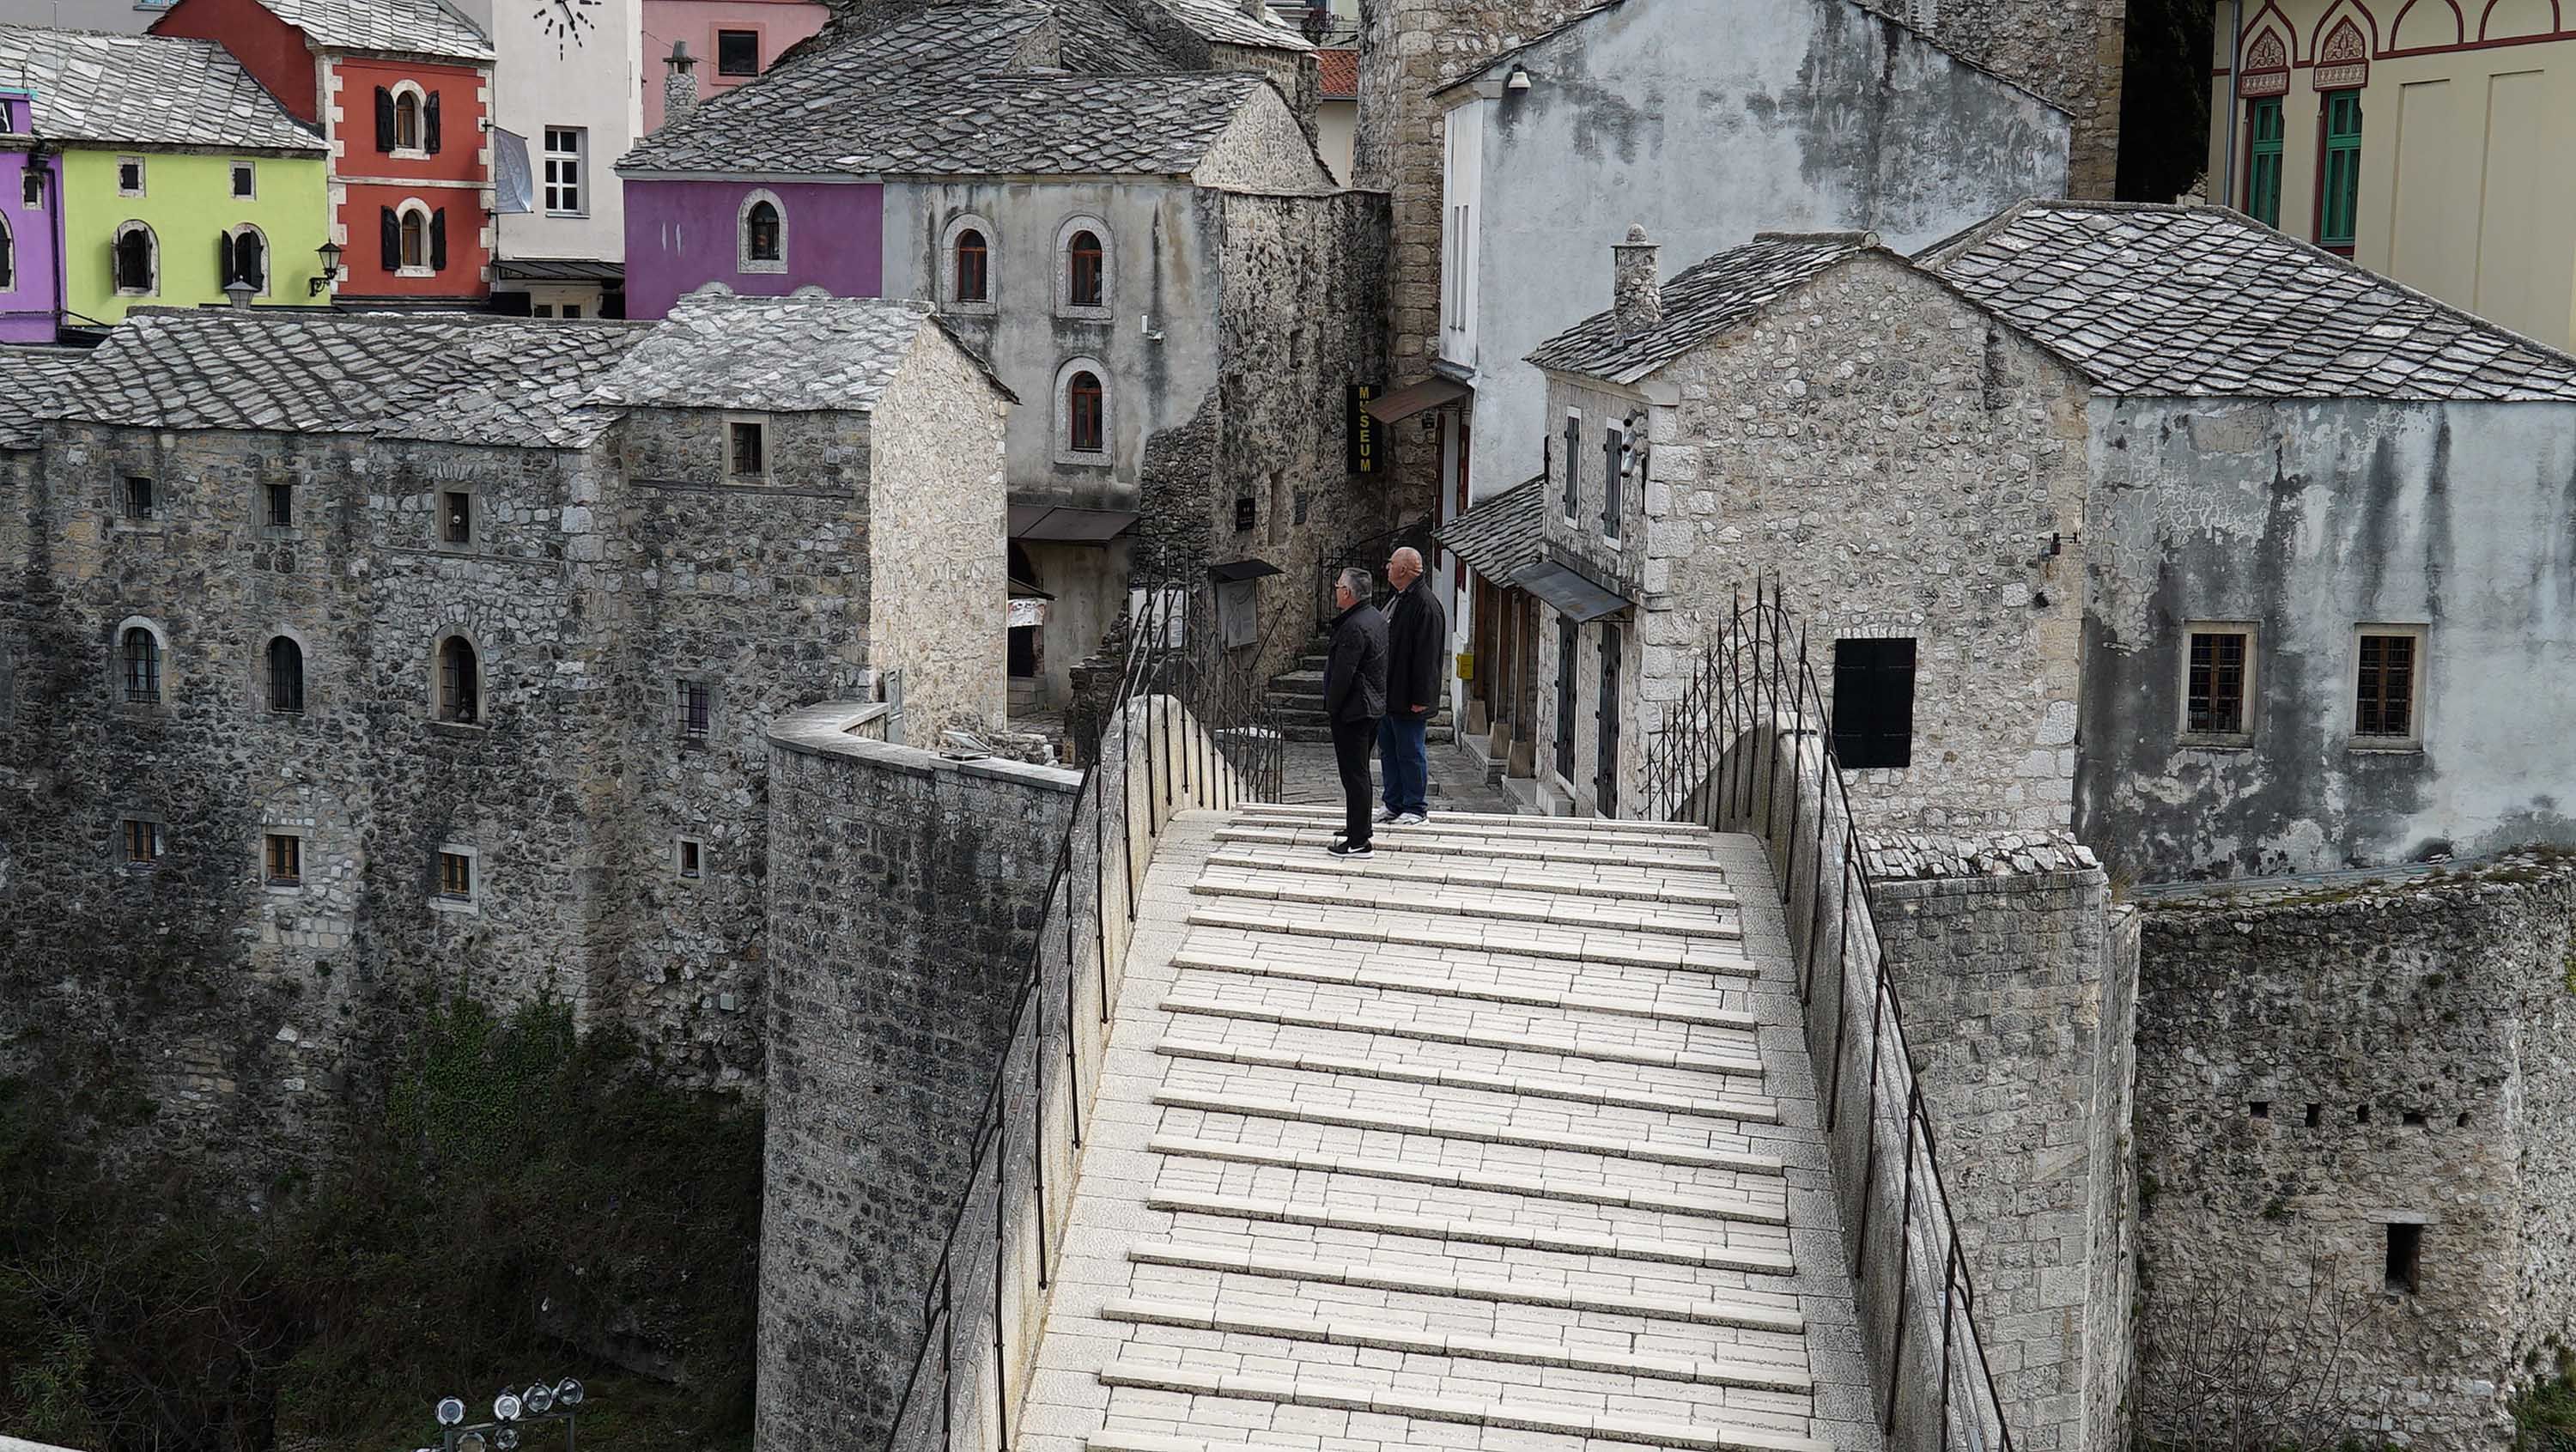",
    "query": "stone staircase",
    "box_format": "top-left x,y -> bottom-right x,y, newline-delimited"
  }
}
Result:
1013,804 -> 1872,1452
1265,636 -> 1456,744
